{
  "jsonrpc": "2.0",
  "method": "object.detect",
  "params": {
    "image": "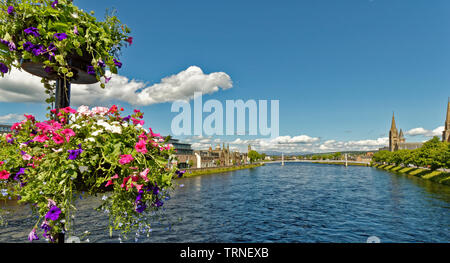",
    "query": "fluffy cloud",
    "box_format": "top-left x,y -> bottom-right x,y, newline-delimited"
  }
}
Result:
0,66 -> 232,106
405,126 -> 444,137
0,113 -> 27,123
